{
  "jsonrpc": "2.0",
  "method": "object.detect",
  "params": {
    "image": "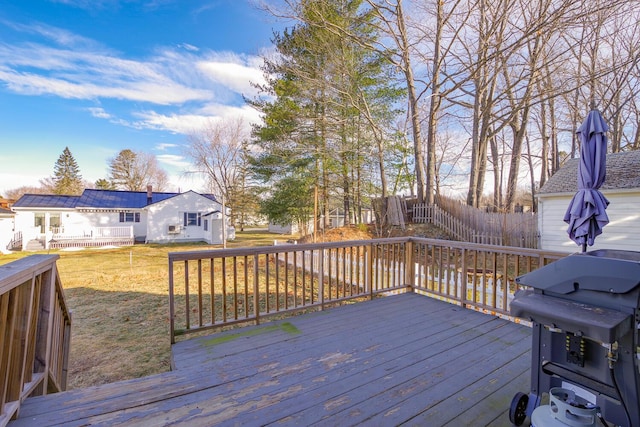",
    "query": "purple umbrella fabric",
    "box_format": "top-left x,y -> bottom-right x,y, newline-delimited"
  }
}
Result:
563,109 -> 610,251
